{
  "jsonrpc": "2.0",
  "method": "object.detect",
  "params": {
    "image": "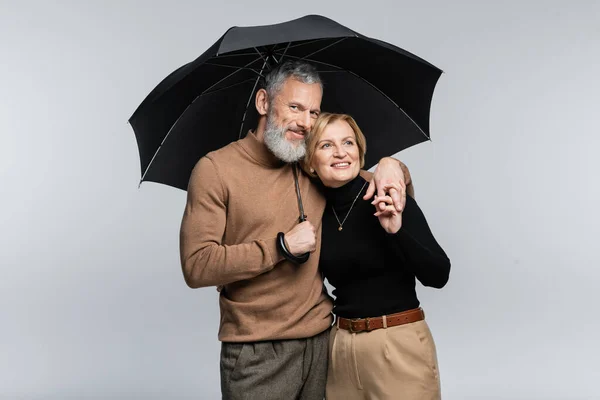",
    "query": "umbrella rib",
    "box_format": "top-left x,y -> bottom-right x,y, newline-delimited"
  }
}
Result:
238,59 -> 269,139
286,38 -> 347,61
140,56 -> 265,184
274,42 -> 292,64
139,99 -> 198,185
270,47 -> 280,64
201,78 -> 257,96
254,47 -> 270,65
209,52 -> 261,58
277,54 -> 430,140
274,38 -> 333,52
197,56 -> 263,97
204,62 -> 263,75
272,54 -> 344,71
341,69 -> 430,141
